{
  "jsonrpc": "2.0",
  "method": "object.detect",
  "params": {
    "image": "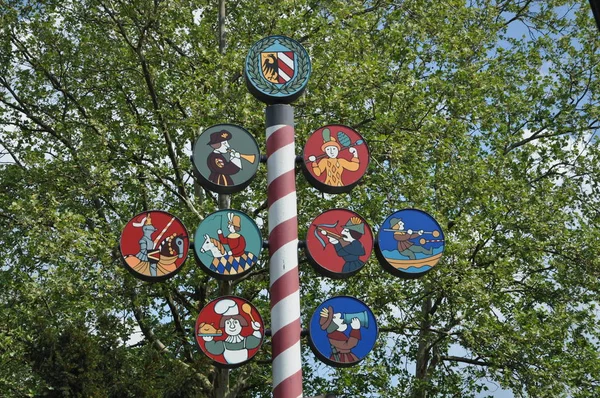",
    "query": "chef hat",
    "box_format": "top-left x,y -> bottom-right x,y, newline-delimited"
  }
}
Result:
214,298 -> 239,316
